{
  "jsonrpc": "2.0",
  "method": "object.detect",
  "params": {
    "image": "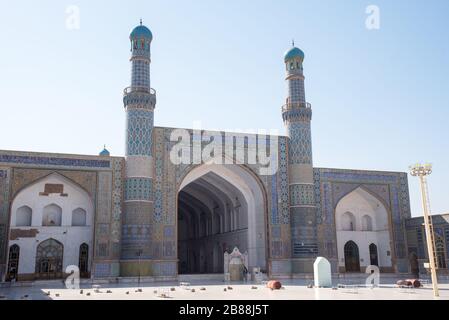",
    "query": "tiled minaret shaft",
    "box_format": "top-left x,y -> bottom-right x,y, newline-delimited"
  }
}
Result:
121,22 -> 156,264
281,46 -> 318,270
